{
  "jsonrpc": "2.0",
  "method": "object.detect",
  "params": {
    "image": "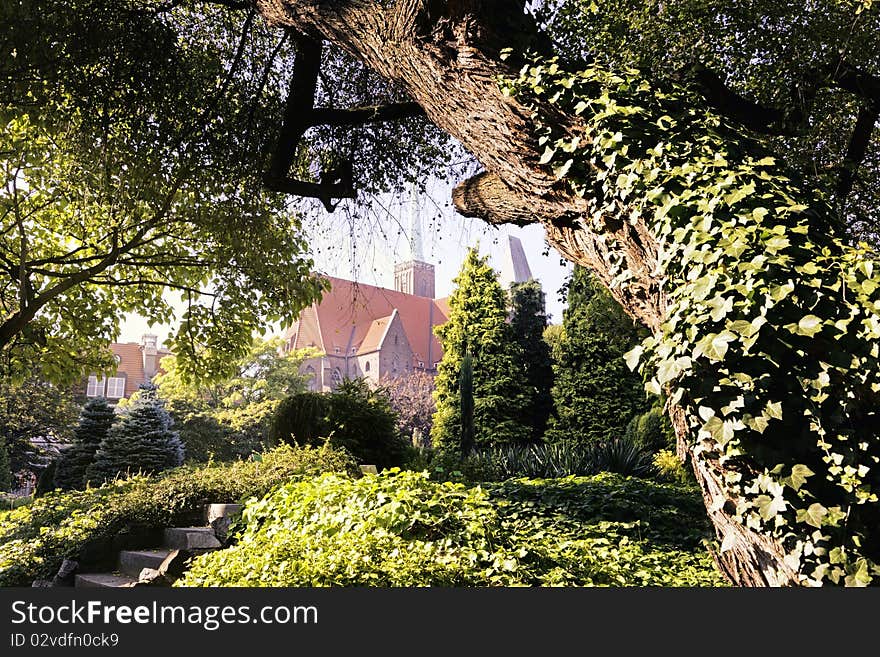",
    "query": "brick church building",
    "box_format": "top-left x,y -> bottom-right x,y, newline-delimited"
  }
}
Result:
282,258 -> 450,391
282,235 -> 534,392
